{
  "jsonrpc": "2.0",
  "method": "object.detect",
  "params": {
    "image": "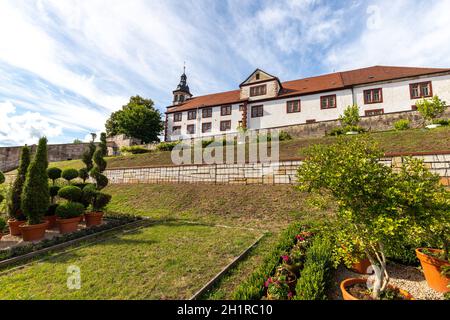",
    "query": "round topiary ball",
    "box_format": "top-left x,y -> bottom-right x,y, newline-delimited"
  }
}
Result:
78,168 -> 89,182
47,167 -> 62,183
56,202 -> 85,219
61,168 -> 79,182
57,185 -> 82,202
49,185 -> 61,198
